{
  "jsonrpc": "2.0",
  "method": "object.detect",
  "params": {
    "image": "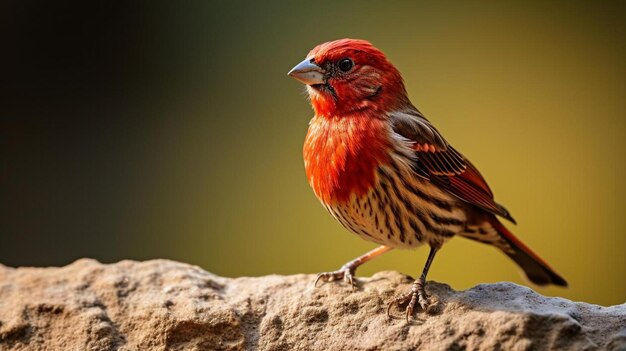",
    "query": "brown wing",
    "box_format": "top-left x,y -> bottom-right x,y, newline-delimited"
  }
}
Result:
389,109 -> 515,223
